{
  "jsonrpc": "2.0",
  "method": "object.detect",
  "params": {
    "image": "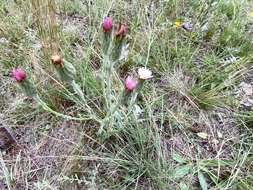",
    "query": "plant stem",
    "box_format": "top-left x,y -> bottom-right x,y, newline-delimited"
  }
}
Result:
34,95 -> 97,122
